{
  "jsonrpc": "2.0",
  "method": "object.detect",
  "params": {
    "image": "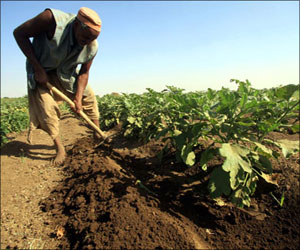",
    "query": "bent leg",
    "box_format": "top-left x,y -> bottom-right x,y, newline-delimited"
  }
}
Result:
81,85 -> 103,139
81,85 -> 100,121
27,84 -> 65,164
